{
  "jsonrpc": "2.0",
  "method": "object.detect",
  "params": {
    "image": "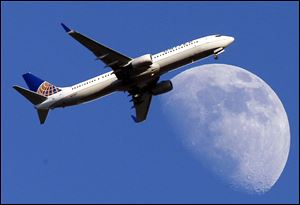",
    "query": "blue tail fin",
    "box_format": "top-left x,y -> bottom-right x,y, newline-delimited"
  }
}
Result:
23,73 -> 44,92
22,73 -> 61,96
